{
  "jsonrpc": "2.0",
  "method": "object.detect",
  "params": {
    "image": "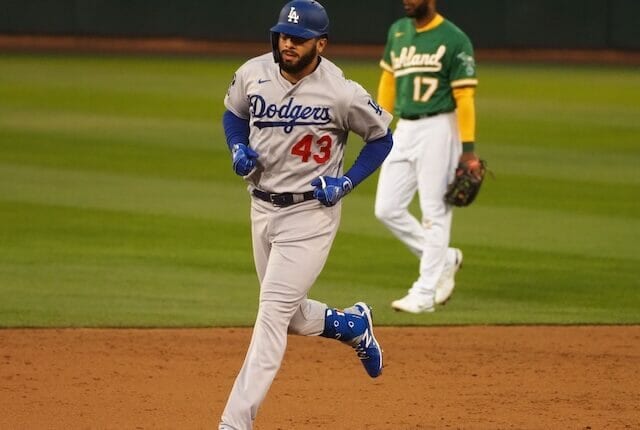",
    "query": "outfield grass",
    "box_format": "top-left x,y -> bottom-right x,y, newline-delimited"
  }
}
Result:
1,54 -> 638,327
